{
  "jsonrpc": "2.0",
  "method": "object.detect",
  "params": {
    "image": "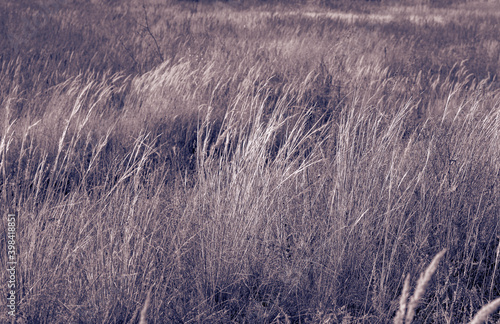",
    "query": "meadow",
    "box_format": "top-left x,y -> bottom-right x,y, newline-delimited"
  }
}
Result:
0,0 -> 499,322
